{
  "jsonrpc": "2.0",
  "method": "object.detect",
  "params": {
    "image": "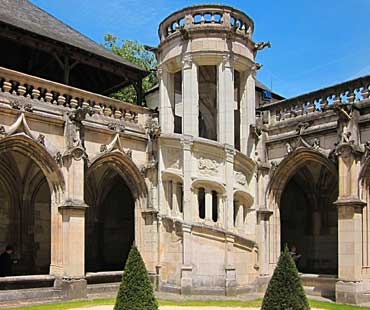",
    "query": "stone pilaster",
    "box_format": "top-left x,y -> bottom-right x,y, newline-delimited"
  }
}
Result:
182,135 -> 194,222
240,67 -> 256,155
205,189 -> 213,222
158,66 -> 174,134
182,55 -> 198,137
225,234 -> 236,296
218,54 -> 234,146
235,201 -> 243,229
181,223 -> 193,295
335,143 -> 366,303
225,144 -> 235,230
256,209 -> 273,277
